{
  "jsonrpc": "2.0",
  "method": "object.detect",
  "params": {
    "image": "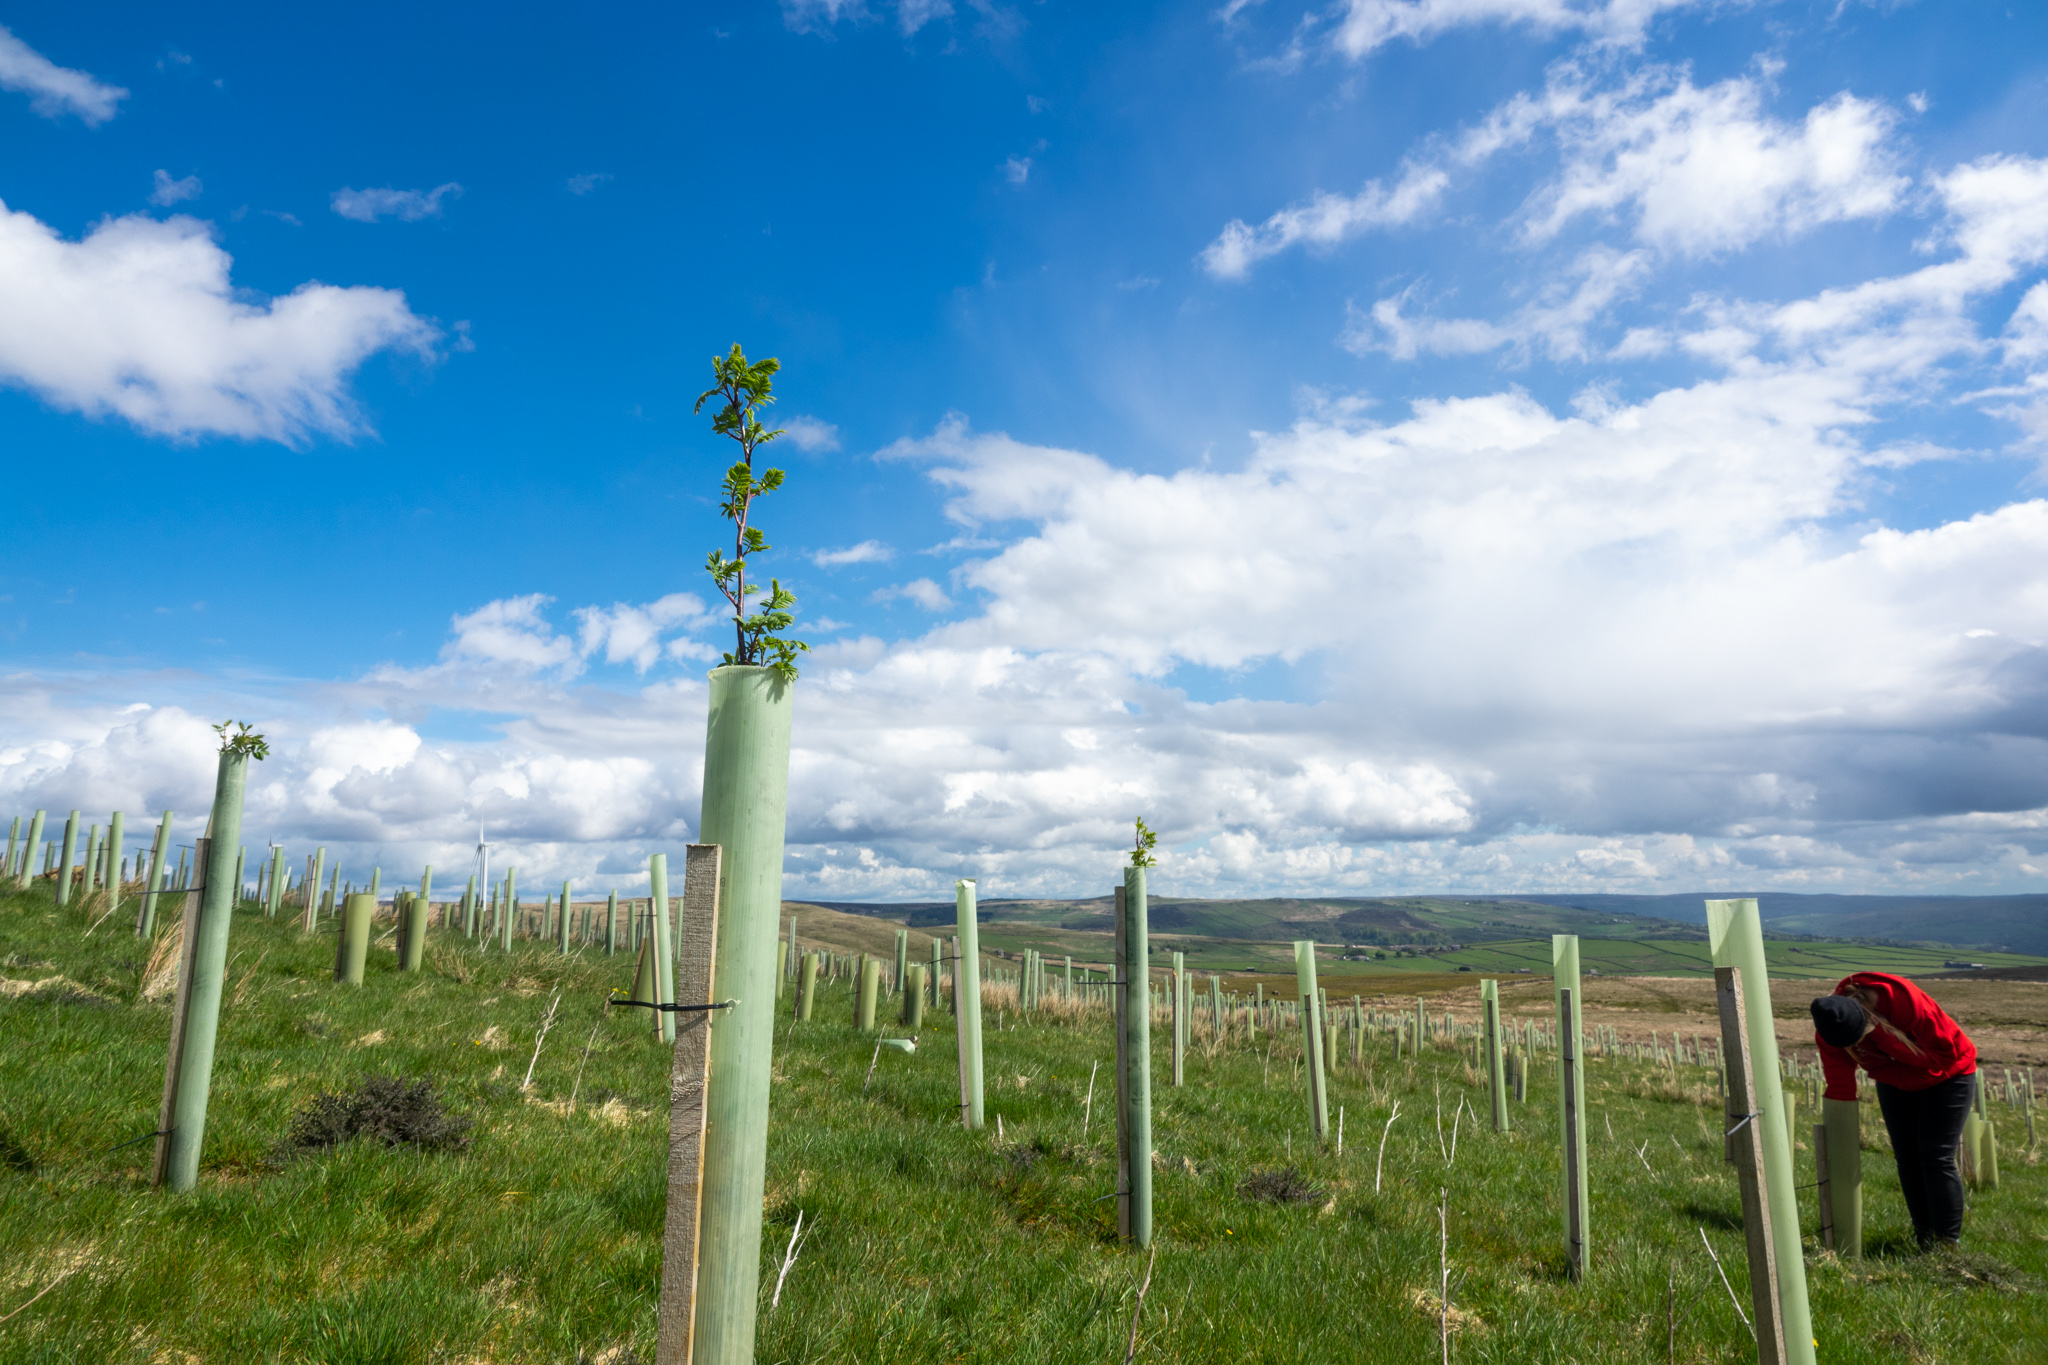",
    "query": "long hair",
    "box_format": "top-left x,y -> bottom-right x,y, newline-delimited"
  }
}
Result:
1843,984 -> 1930,1062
